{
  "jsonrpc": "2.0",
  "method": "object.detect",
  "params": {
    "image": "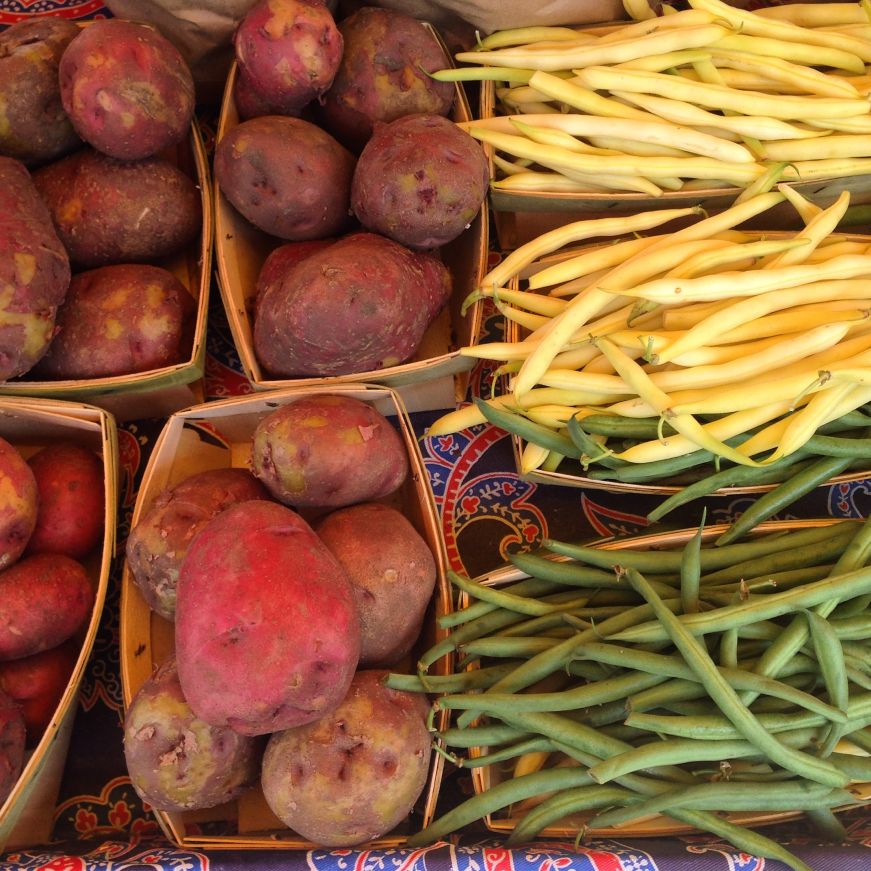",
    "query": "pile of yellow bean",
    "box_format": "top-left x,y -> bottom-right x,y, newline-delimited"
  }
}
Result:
427,189 -> 871,484
435,0 -> 871,195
